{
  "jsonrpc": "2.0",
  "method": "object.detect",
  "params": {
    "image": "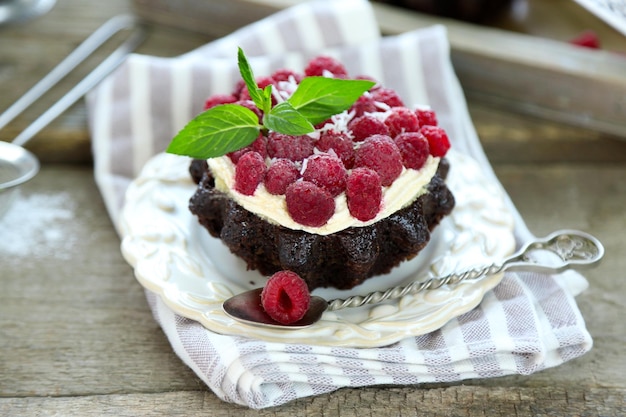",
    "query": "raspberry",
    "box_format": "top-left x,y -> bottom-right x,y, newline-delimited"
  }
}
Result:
203,94 -> 238,110
355,75 -> 378,84
232,79 -> 246,97
227,133 -> 267,164
271,68 -> 303,83
349,94 -> 378,117
354,134 -> 403,186
570,30 -> 600,49
349,115 -> 390,142
261,270 -> 311,324
234,151 -> 267,195
286,181 -> 335,227
315,131 -> 355,168
385,107 -> 420,138
394,132 -> 430,170
267,132 -> 314,162
420,125 -> 451,157
314,119 -> 333,130
346,168 -> 382,221
371,88 -> 404,108
264,158 -> 299,195
302,153 -> 347,197
304,56 -> 348,77
416,108 -> 438,126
